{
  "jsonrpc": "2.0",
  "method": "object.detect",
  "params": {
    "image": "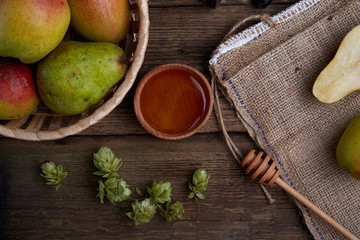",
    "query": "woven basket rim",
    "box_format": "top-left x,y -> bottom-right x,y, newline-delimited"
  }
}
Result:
0,0 -> 149,141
